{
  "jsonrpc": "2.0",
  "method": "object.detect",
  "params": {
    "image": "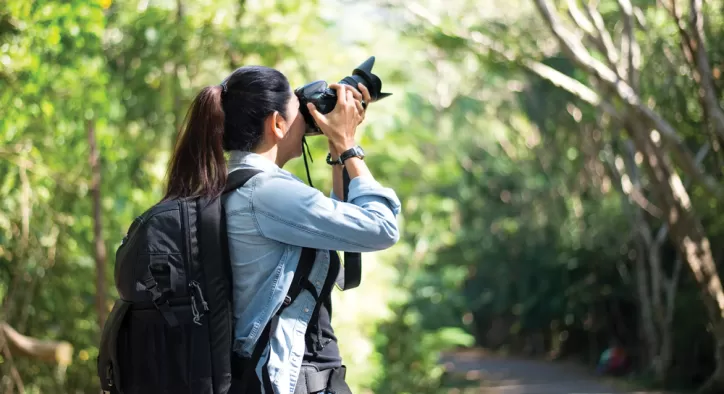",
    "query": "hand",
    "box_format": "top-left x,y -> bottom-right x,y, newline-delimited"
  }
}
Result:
355,83 -> 374,125
307,84 -> 362,152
